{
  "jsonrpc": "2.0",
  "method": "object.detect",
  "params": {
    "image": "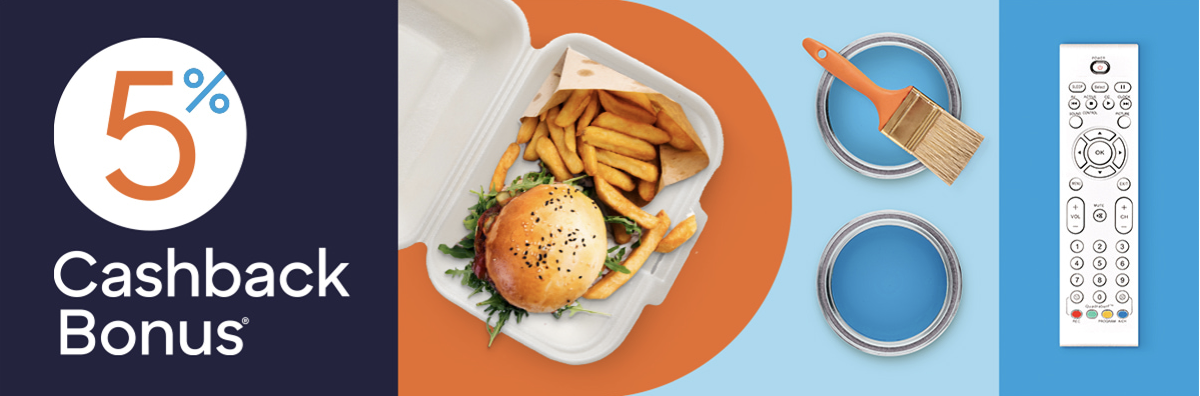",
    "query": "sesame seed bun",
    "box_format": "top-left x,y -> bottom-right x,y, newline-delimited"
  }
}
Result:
484,184 -> 607,313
